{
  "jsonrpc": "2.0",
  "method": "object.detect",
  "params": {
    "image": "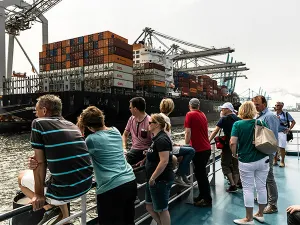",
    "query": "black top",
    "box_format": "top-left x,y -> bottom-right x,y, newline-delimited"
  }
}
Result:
31,117 -> 93,201
145,130 -> 174,181
217,114 -> 240,139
